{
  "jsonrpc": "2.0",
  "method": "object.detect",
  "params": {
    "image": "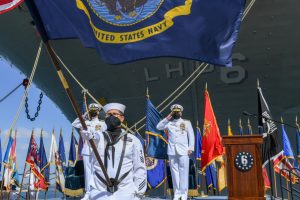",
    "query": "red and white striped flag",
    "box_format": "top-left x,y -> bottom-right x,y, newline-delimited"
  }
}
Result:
0,0 -> 23,14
